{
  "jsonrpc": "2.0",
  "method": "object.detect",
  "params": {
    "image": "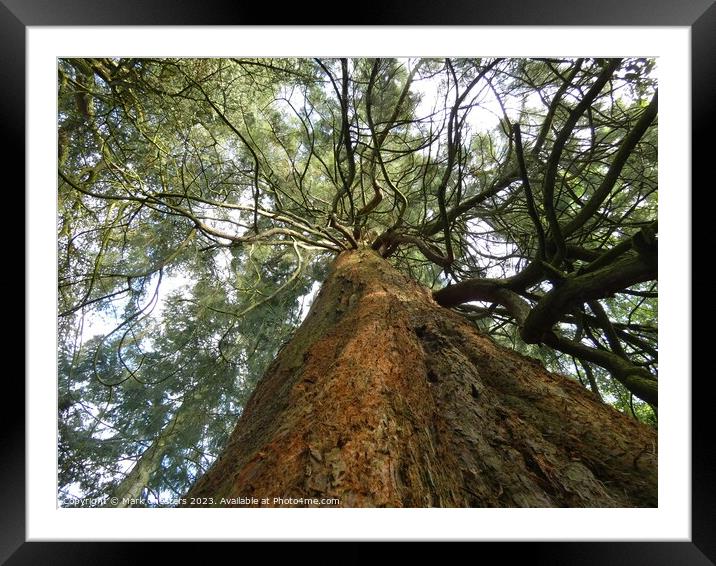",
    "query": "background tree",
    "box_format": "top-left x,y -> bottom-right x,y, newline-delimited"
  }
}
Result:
58,57 -> 658,506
